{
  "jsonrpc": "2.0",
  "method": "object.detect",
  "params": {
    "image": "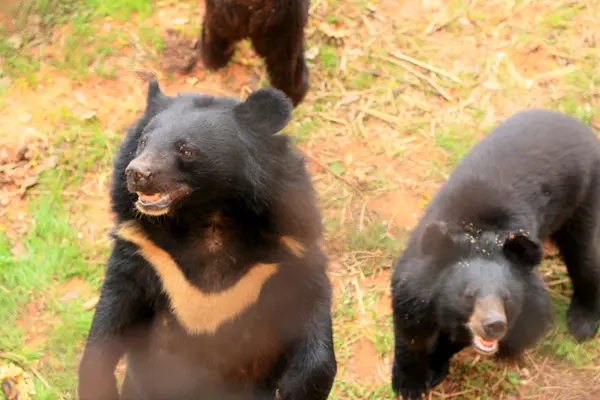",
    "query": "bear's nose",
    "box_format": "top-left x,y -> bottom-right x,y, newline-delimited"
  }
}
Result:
125,161 -> 153,183
482,316 -> 507,339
